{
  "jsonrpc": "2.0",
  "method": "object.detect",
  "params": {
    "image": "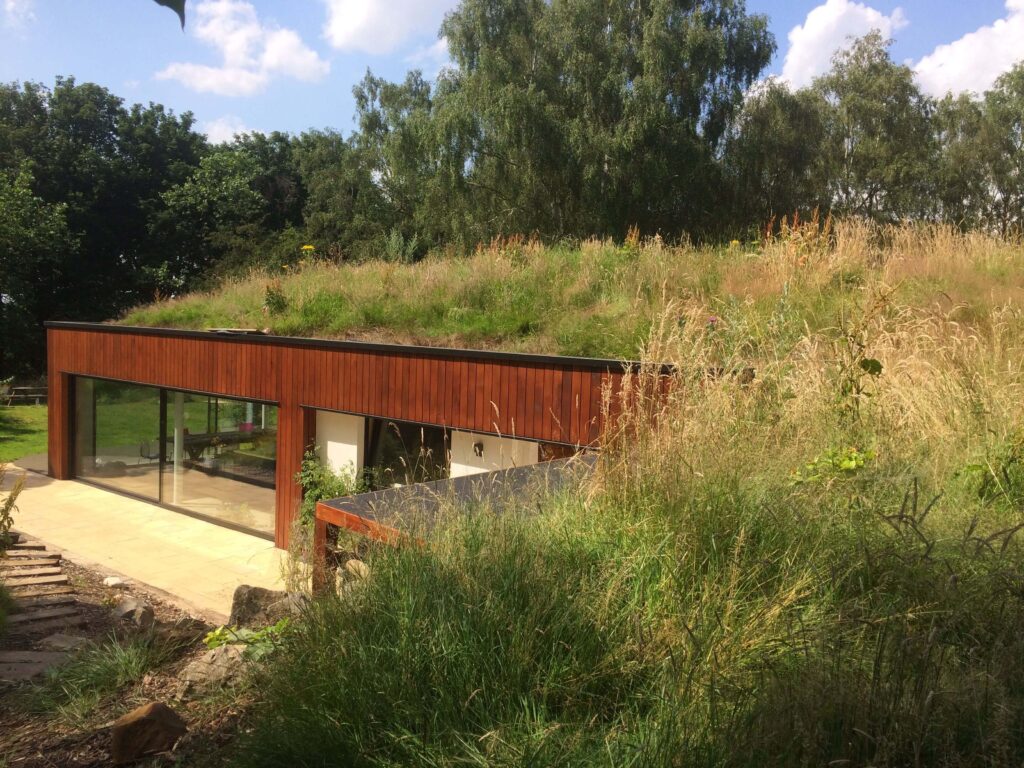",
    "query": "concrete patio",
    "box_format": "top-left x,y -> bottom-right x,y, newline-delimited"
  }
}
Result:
2,463 -> 287,622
